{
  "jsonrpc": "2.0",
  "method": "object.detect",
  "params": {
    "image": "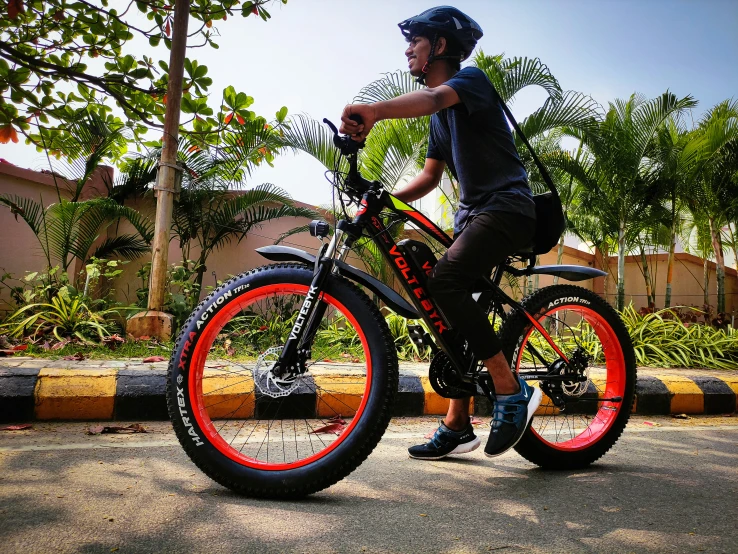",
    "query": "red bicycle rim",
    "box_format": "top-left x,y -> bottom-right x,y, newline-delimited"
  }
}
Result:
188,284 -> 373,470
517,305 -> 626,451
